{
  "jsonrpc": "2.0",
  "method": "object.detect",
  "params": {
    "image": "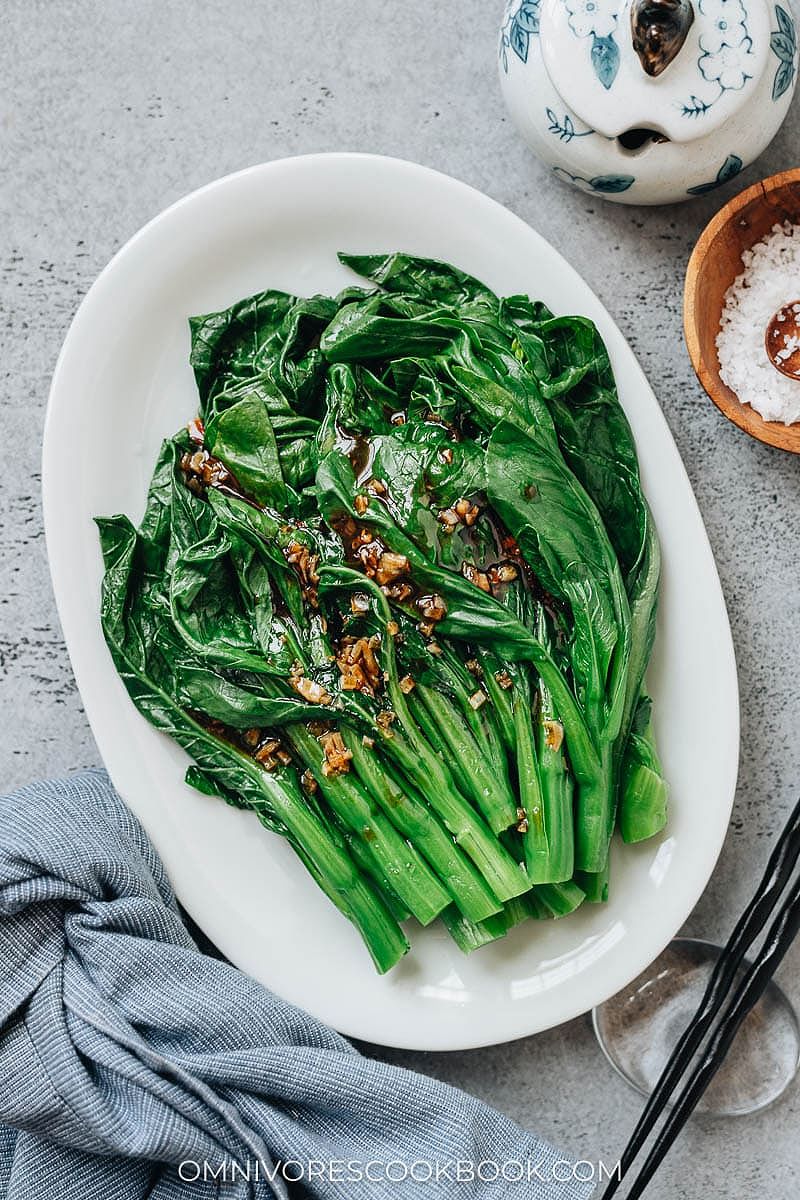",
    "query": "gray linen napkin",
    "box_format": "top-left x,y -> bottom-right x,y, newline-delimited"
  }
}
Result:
0,769 -> 594,1199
